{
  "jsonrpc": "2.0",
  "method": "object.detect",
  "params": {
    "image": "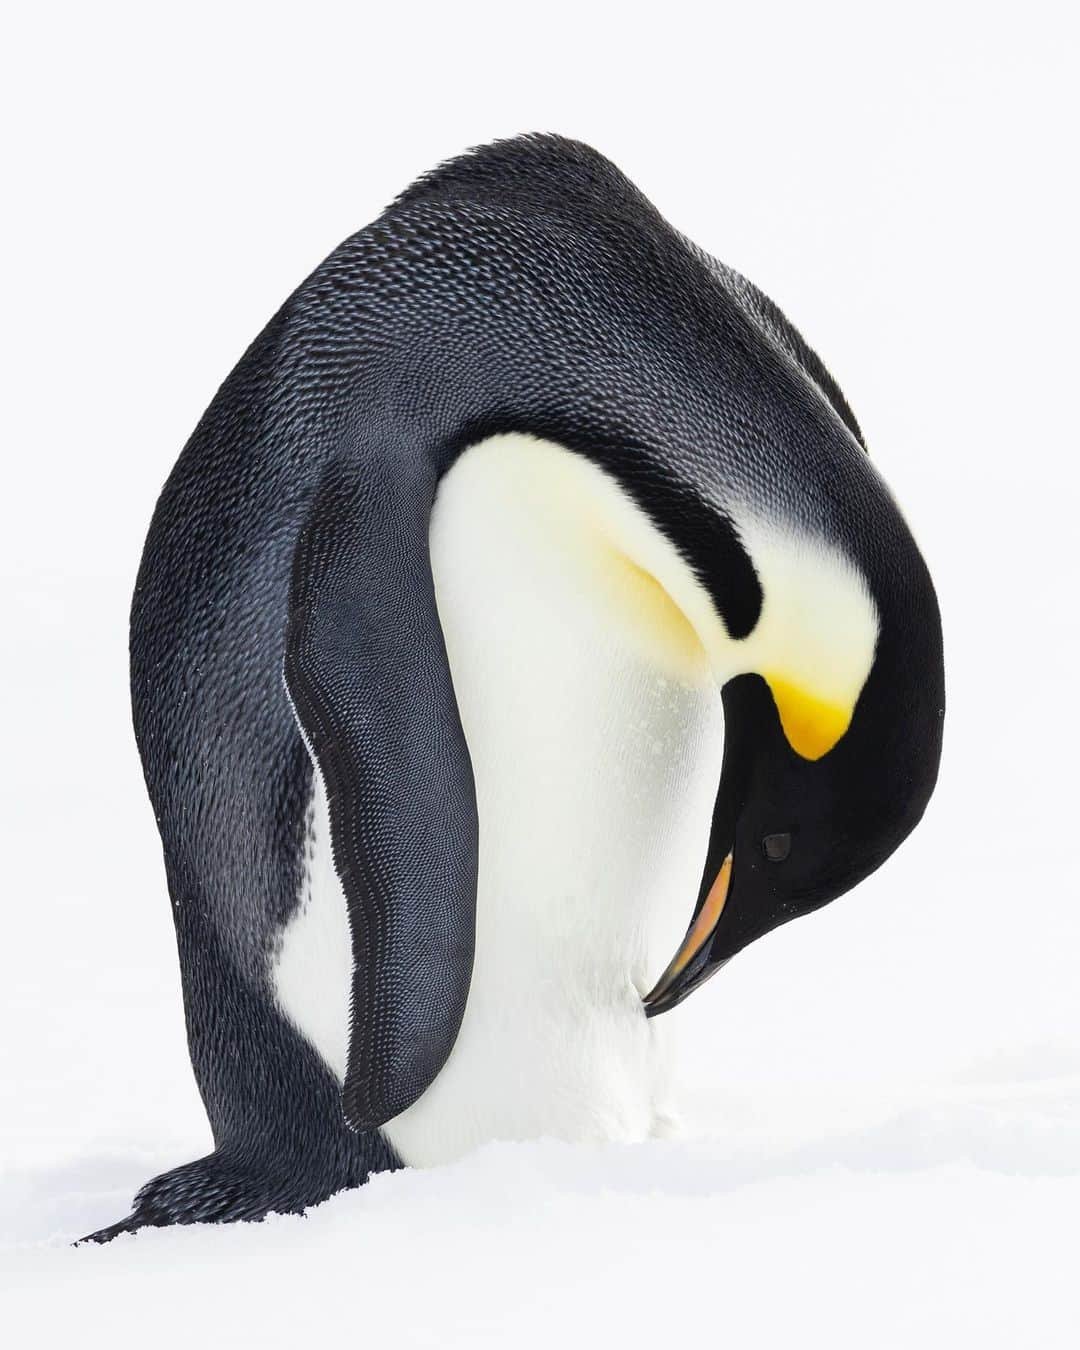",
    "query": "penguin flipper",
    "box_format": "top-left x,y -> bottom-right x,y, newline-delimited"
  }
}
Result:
284,460 -> 478,1132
